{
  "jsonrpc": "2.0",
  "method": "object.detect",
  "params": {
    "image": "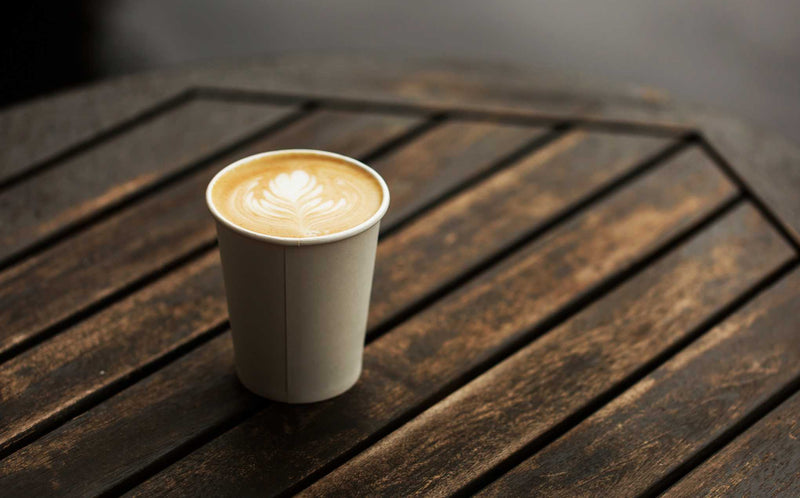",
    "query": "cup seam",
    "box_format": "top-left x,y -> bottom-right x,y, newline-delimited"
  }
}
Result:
283,245 -> 289,400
